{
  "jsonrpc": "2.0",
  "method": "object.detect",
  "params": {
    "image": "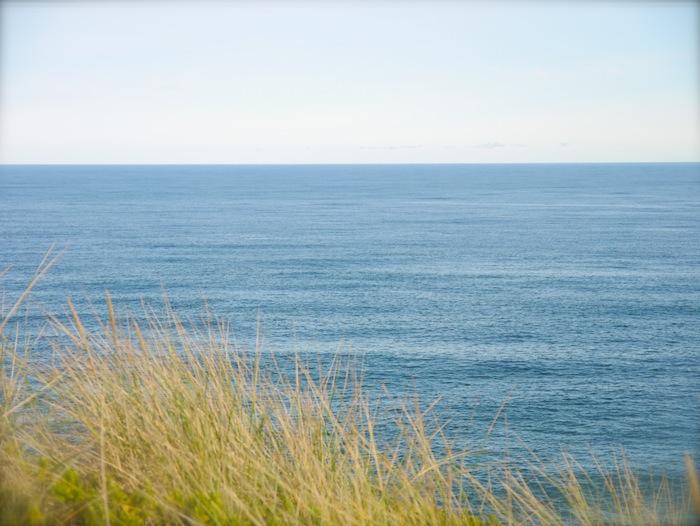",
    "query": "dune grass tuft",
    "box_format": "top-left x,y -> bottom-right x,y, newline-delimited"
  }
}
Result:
0,260 -> 697,525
